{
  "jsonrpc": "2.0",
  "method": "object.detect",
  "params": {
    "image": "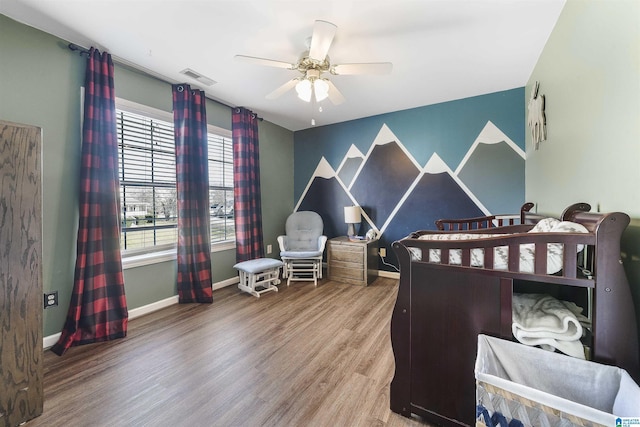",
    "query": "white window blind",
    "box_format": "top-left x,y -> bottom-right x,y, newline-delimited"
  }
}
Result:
115,102 -> 234,256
